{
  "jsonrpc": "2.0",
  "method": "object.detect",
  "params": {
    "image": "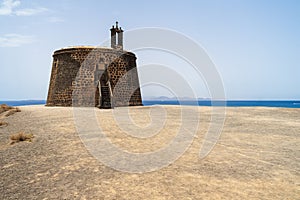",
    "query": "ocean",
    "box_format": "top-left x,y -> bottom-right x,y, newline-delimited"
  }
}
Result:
0,100 -> 300,108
